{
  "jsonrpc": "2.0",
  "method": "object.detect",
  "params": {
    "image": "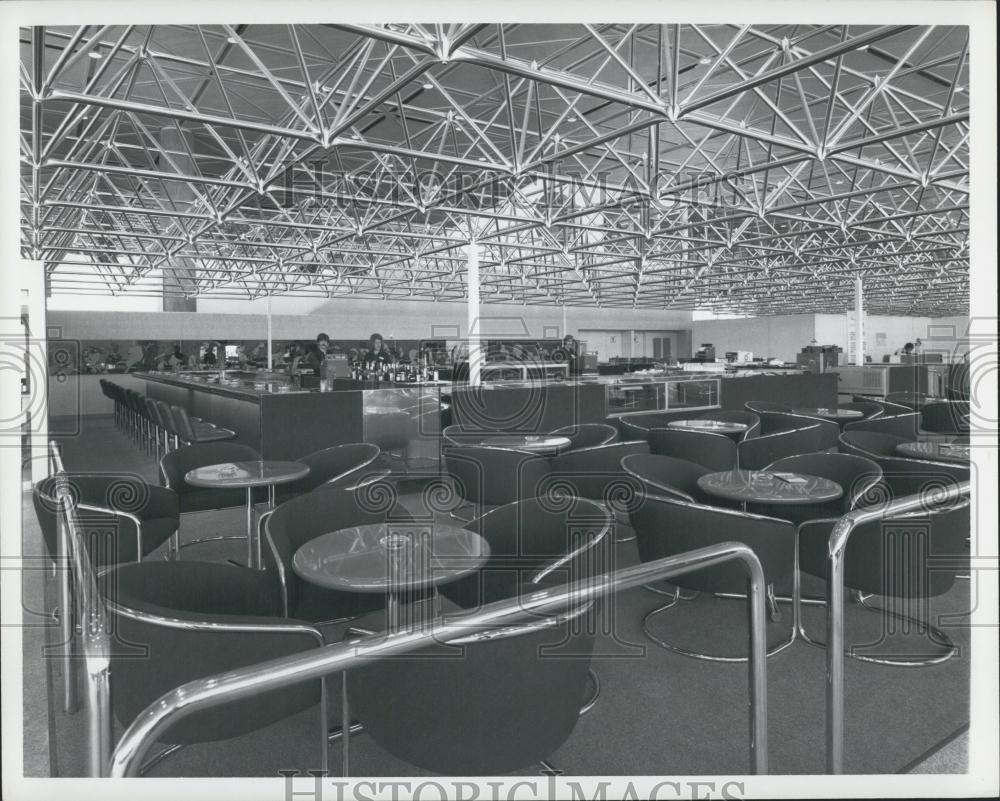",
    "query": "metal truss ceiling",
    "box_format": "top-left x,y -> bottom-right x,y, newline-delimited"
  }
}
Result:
20,23 -> 969,316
